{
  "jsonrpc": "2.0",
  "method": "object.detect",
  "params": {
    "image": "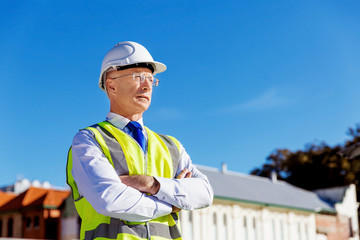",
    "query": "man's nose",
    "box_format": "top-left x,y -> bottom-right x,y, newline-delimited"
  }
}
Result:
141,78 -> 152,91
